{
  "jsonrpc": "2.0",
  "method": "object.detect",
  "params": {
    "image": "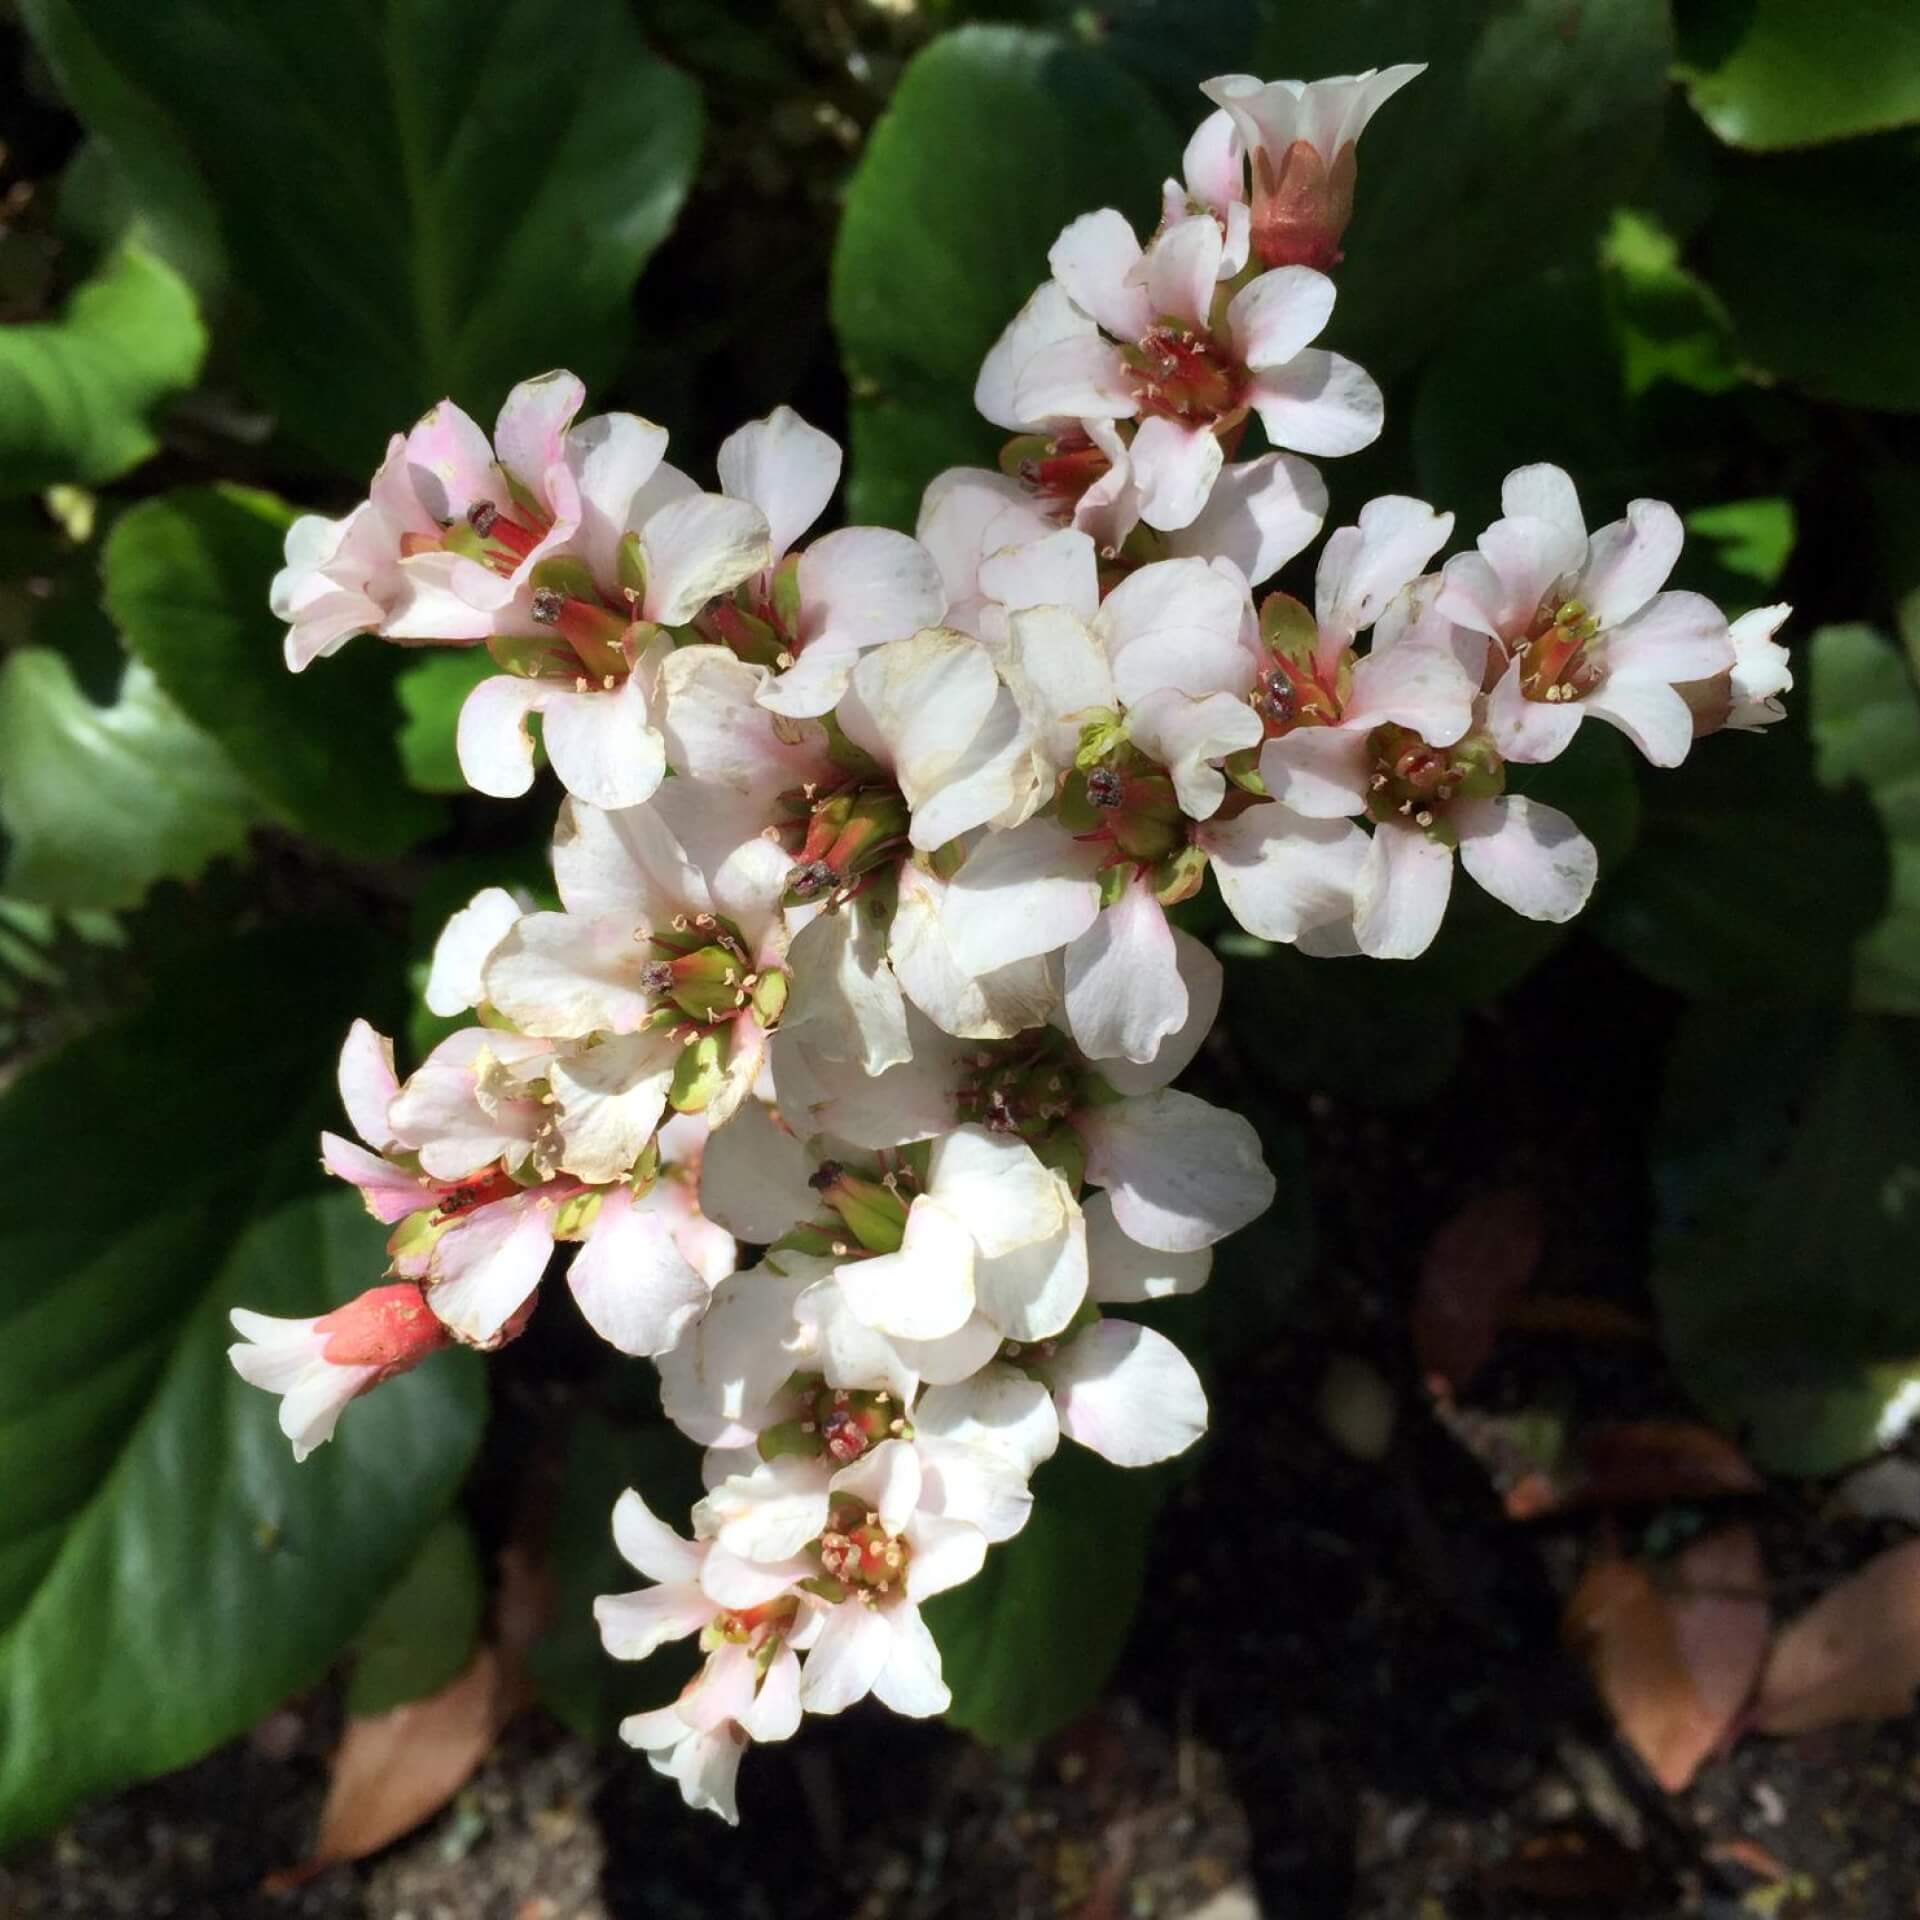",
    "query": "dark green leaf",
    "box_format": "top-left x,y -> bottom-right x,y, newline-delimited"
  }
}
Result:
0,922 -> 483,1845
347,1516 -> 485,1717
1810,623 -> 1920,1015
0,244 -> 204,496
926,1442 -> 1172,1745
0,649 -> 261,910
103,486 -> 441,859
397,651 -> 497,796
1653,1007 -> 1920,1473
1603,209 -> 1743,399
832,25 -> 1176,528
1677,0 -> 1920,151
24,0 -> 704,474
1694,135 -> 1920,415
